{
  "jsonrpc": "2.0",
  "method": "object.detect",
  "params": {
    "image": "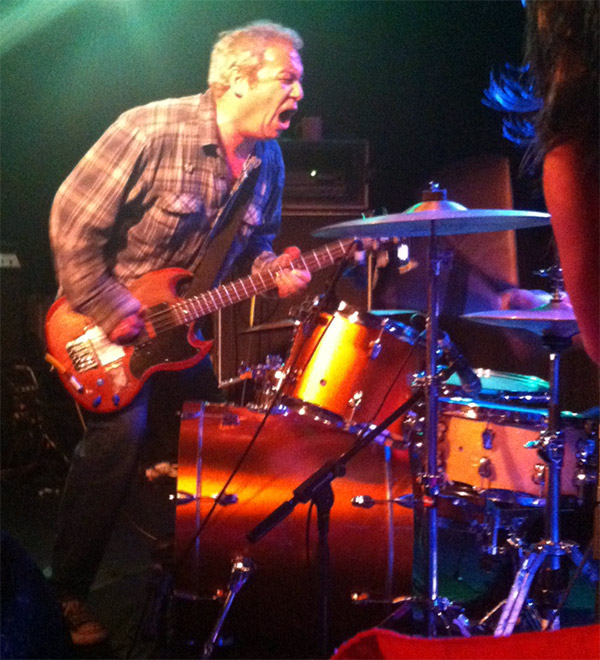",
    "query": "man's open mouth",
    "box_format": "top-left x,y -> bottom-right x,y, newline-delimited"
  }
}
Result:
278,109 -> 295,124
